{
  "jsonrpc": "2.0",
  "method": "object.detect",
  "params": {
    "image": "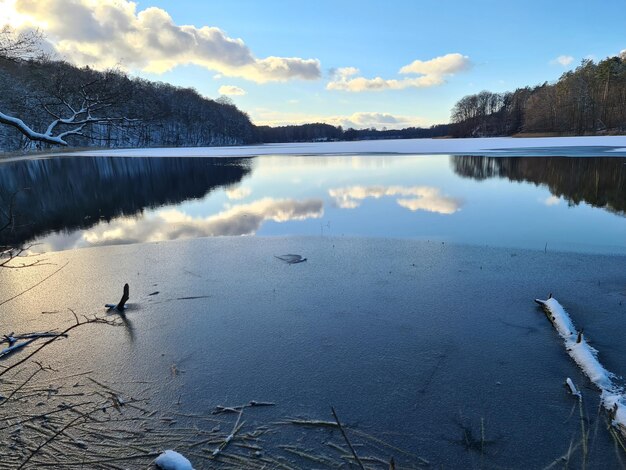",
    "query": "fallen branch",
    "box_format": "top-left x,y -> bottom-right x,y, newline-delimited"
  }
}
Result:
105,283 -> 129,311
0,338 -> 36,358
1,332 -> 67,345
0,313 -> 118,378
17,408 -> 88,469
536,296 -> 626,439
279,418 -> 338,428
212,407 -> 244,457
212,400 -> 275,415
